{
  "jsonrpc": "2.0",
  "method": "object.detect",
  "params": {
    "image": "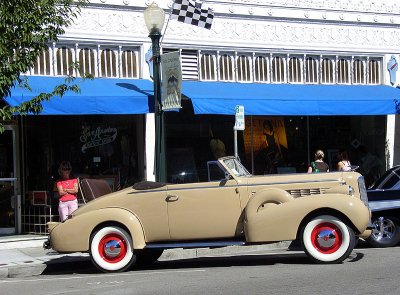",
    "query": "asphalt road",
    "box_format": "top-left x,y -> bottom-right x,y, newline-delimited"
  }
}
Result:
0,246 -> 398,295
